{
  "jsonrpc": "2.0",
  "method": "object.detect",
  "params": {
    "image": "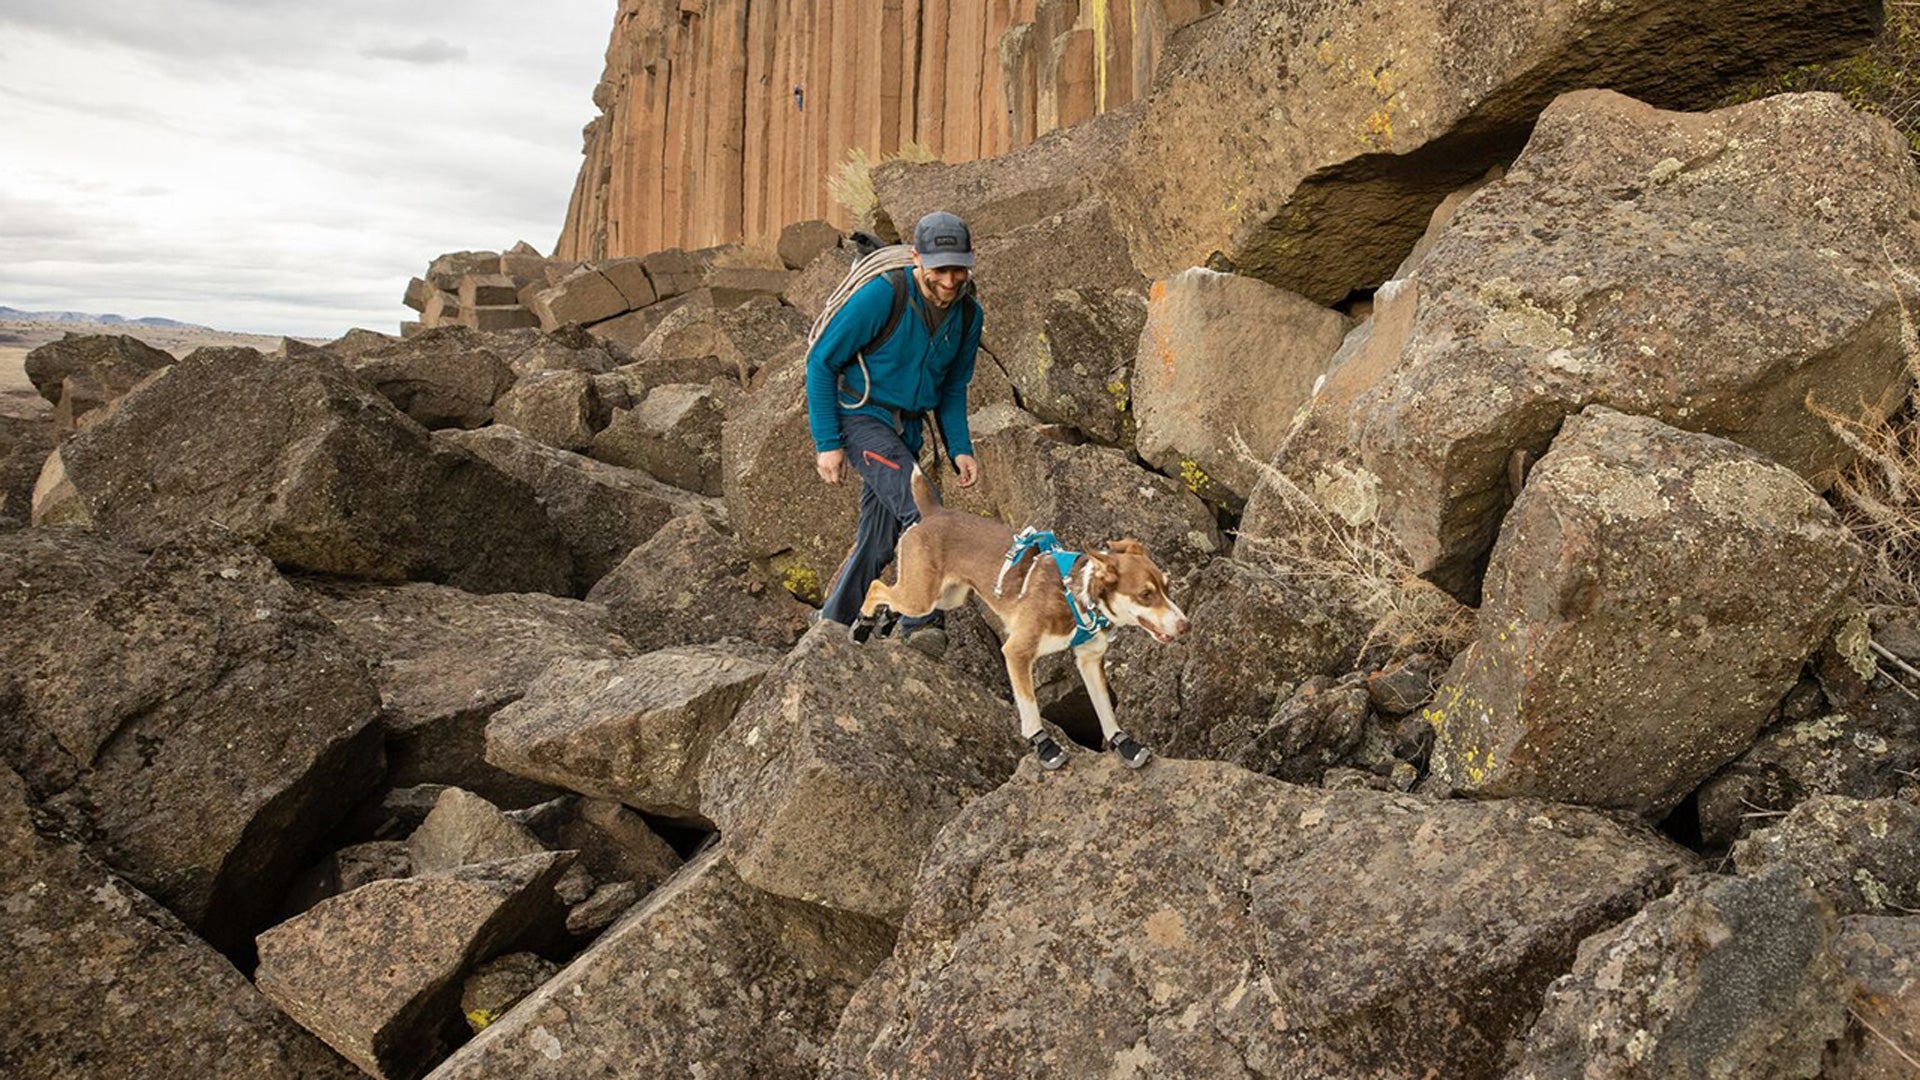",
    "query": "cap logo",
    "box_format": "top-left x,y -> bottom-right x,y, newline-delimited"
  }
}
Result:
934,235 -> 959,248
